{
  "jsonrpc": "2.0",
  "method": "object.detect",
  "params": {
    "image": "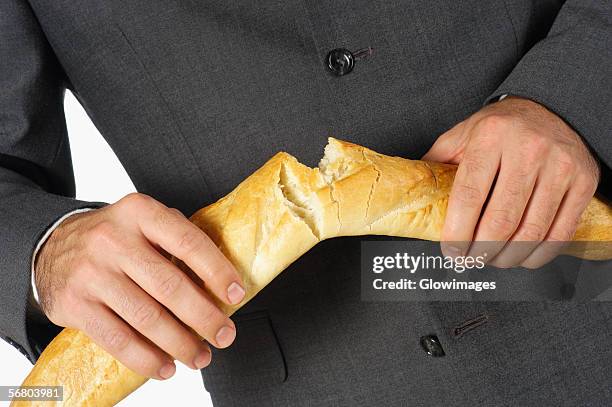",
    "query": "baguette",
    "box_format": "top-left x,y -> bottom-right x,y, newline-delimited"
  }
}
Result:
13,138 -> 612,406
